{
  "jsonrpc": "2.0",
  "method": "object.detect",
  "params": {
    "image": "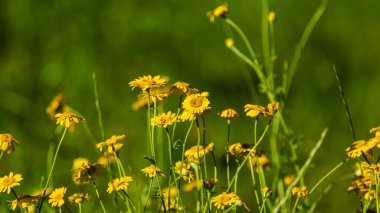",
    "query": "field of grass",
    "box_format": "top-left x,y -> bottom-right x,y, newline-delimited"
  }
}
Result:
1,0 -> 380,212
